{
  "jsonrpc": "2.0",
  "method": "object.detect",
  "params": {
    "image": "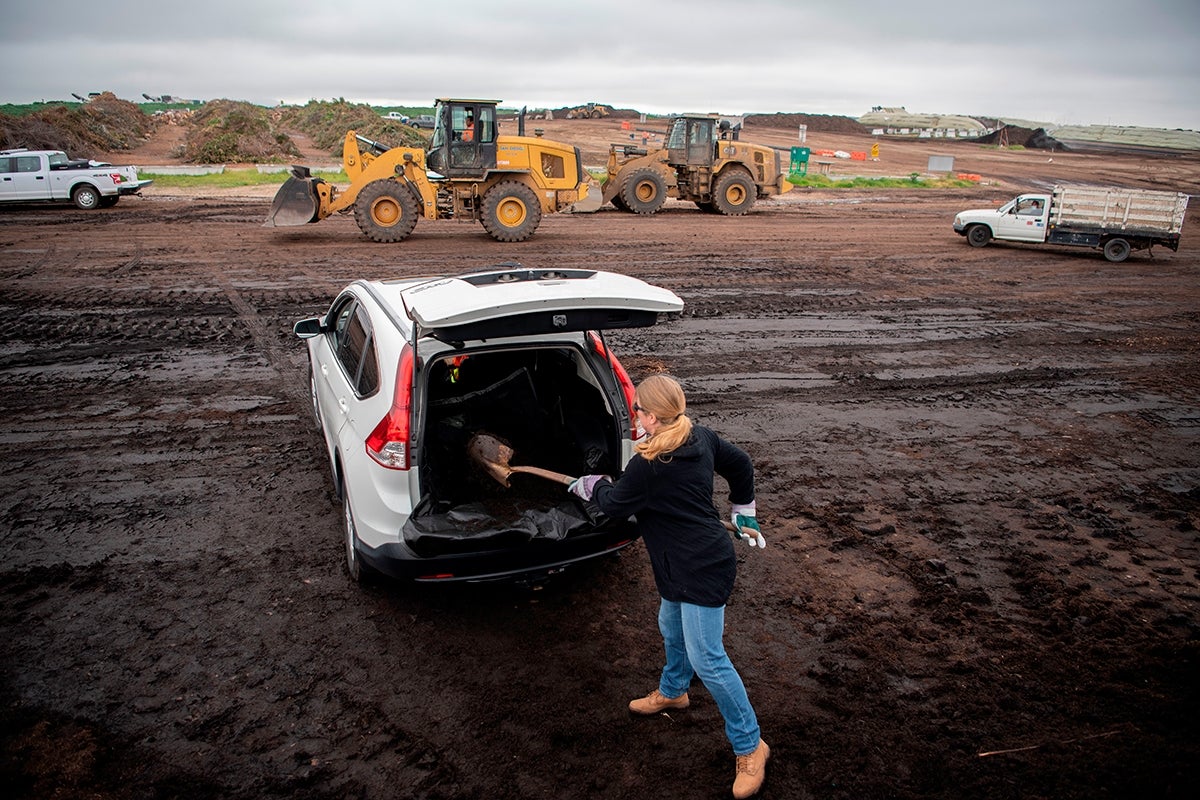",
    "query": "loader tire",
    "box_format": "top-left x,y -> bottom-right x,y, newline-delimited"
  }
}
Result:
481,181 -> 542,242
620,168 -> 667,215
354,179 -> 419,243
611,192 -> 630,212
712,169 -> 755,216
